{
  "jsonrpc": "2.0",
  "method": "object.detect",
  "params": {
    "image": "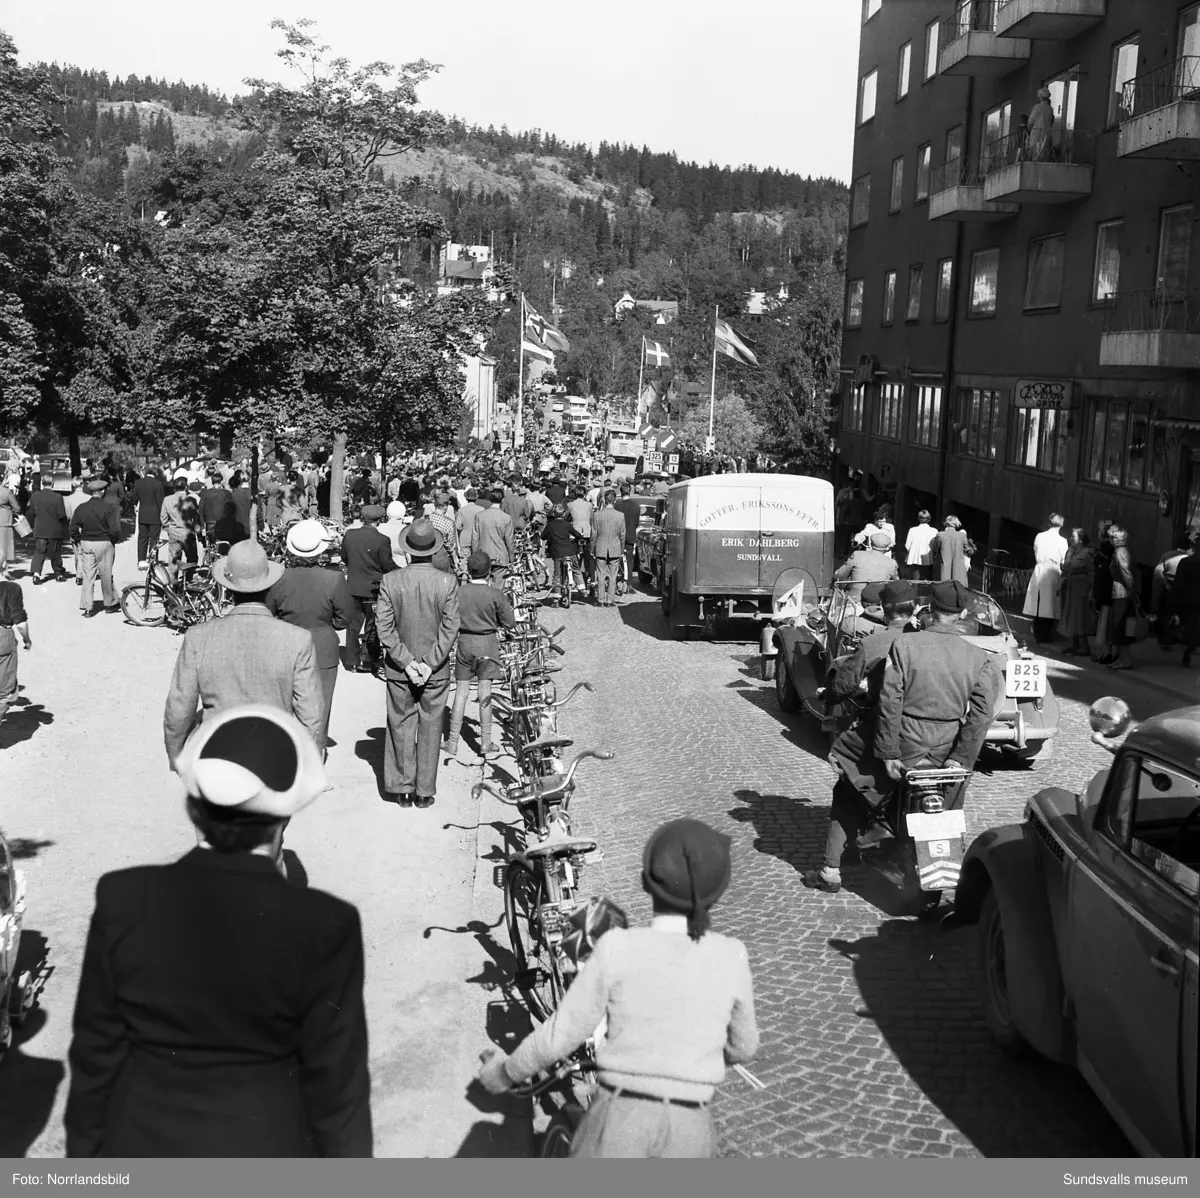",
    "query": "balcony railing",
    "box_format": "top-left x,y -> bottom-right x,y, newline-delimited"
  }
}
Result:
1123,56 -> 1200,120
946,0 -> 998,37
982,127 -> 1094,172
930,158 -> 986,193
1102,290 -> 1200,336
993,0 -> 1106,40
